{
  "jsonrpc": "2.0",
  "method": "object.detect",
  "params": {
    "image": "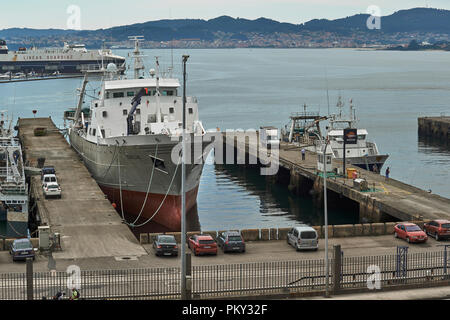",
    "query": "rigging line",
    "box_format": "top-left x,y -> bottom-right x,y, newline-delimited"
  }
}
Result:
129,153 -> 181,228
70,138 -> 121,168
130,143 -> 158,226
6,220 -> 28,237
99,144 -> 119,179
